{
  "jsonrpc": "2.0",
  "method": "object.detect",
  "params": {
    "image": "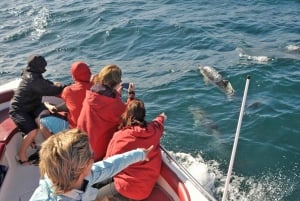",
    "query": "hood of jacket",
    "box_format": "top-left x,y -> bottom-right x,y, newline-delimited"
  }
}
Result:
26,55 -> 47,74
85,90 -> 125,123
71,61 -> 91,82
